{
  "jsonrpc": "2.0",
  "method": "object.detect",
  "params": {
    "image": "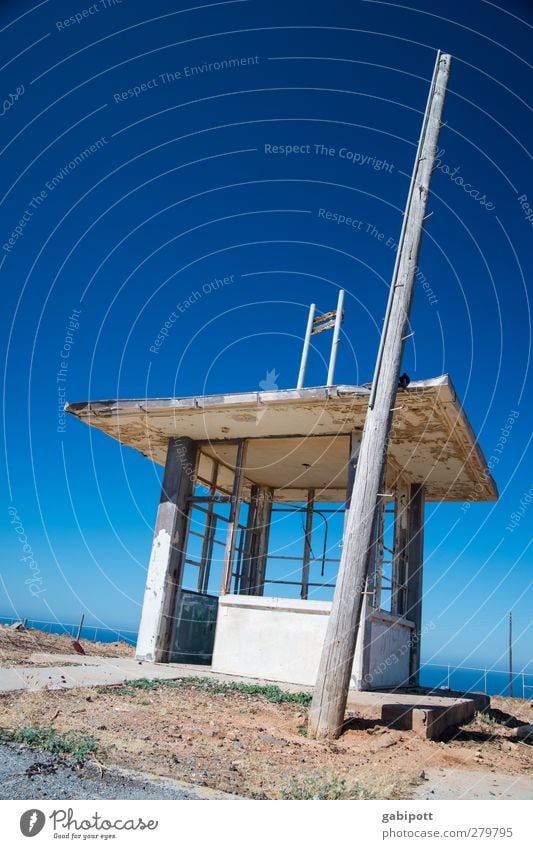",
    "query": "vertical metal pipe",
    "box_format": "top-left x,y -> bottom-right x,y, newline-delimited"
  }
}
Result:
301,489 -> 315,600
297,303 -> 316,389
326,289 -> 345,386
